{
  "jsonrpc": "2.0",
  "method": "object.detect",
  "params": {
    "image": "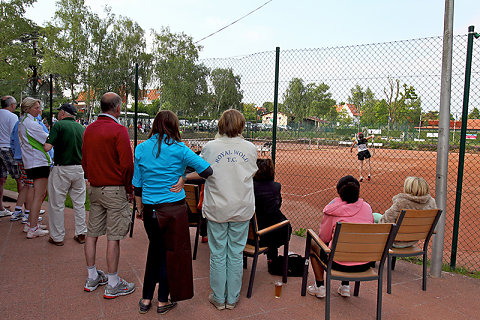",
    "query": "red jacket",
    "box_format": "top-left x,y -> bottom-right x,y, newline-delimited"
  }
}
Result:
82,115 -> 134,193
